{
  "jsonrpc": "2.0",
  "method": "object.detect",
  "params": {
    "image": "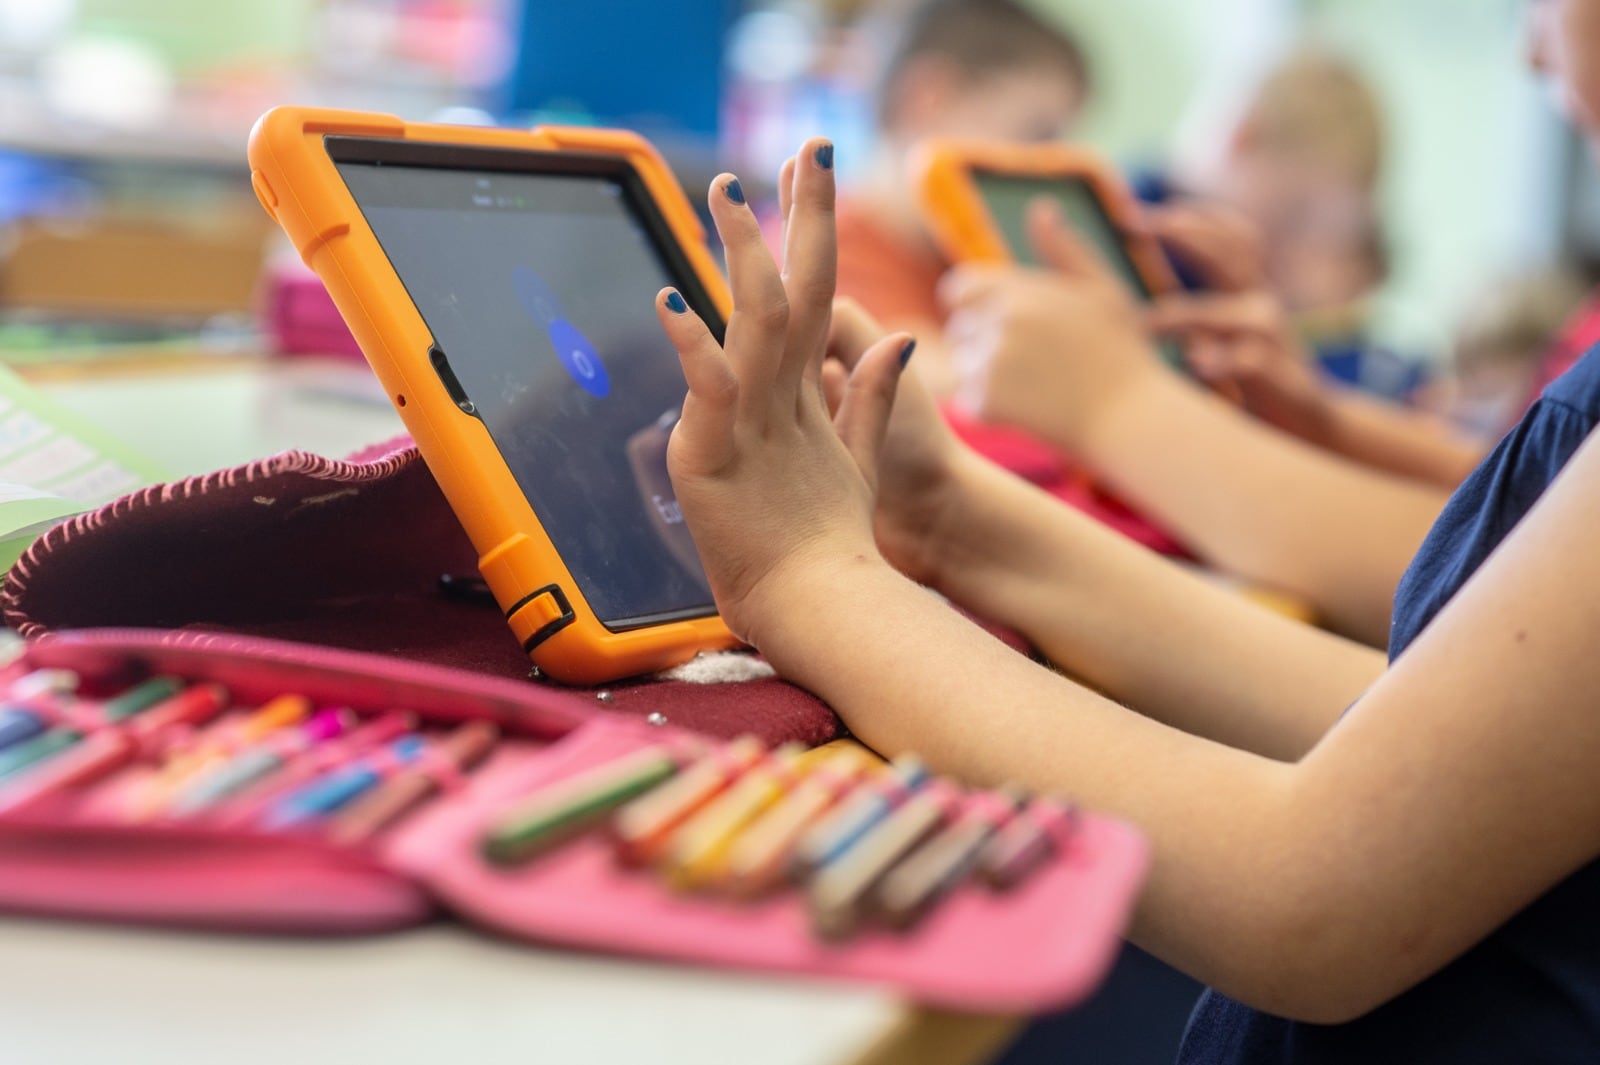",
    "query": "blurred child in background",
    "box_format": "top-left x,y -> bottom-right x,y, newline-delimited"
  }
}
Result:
1425,268 -> 1589,436
932,2 -> 1600,647
1163,47 -> 1414,398
828,0 -> 1091,394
